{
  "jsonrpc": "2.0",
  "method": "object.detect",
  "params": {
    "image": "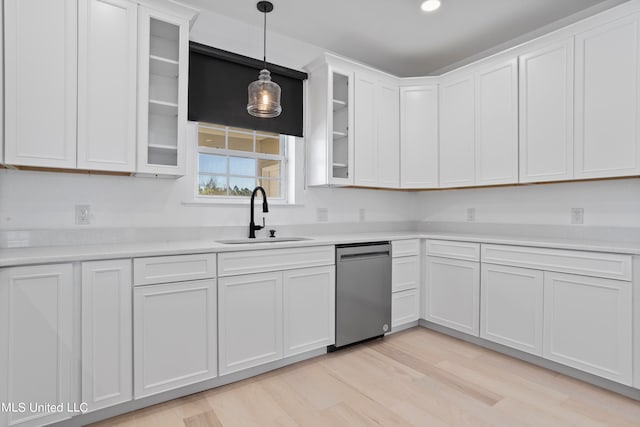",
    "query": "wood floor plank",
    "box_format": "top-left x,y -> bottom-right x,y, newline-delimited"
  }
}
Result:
89,327 -> 640,427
